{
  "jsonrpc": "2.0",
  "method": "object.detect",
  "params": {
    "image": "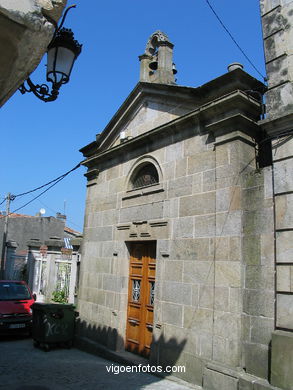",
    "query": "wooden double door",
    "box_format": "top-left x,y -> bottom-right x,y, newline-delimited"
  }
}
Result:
125,242 -> 156,358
